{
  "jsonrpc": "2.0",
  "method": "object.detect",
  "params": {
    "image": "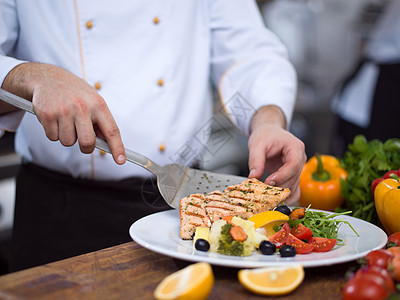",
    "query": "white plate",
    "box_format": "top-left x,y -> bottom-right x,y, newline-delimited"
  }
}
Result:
129,209 -> 387,268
